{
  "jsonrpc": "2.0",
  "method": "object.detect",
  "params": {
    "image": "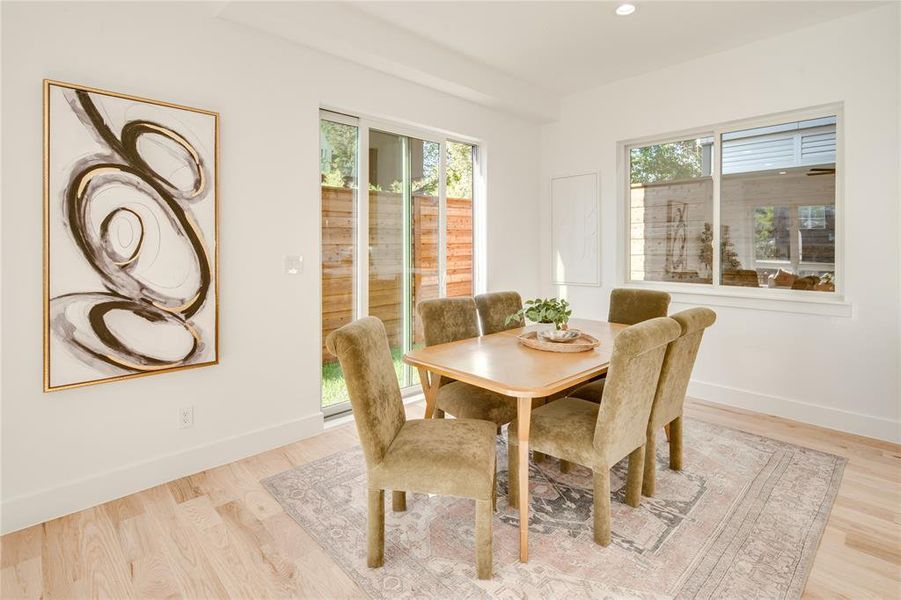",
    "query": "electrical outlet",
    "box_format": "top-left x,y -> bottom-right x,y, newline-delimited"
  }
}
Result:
178,406 -> 194,429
